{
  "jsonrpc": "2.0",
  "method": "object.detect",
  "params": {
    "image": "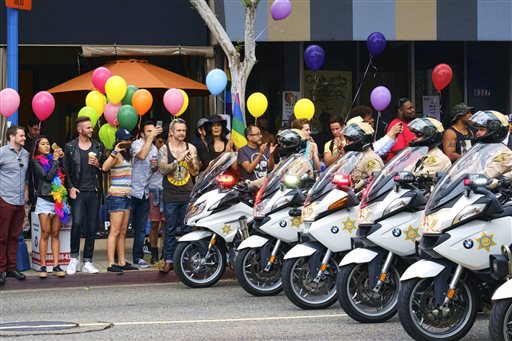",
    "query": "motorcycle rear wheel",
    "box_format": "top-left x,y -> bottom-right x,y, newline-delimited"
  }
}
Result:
489,298 -> 512,341
174,240 -> 226,288
235,247 -> 283,296
281,256 -> 338,310
397,277 -> 477,341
